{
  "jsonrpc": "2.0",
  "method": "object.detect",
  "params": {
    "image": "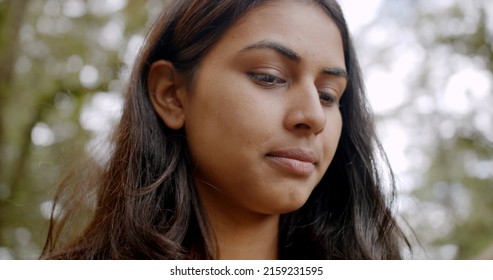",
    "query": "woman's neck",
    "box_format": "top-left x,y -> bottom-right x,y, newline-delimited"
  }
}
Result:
213,212 -> 279,260
196,183 -> 280,259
